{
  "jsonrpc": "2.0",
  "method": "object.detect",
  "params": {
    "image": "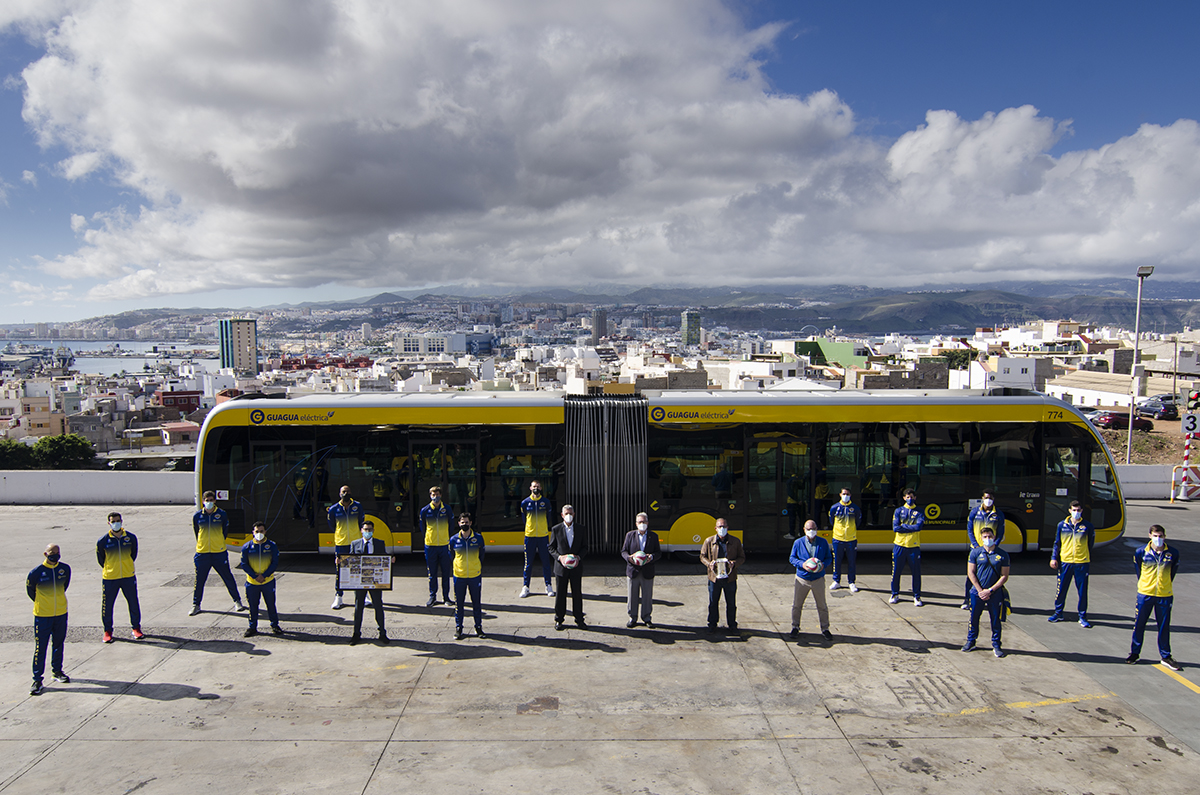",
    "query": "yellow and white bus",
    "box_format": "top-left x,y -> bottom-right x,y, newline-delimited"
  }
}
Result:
195,389 -> 1124,555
